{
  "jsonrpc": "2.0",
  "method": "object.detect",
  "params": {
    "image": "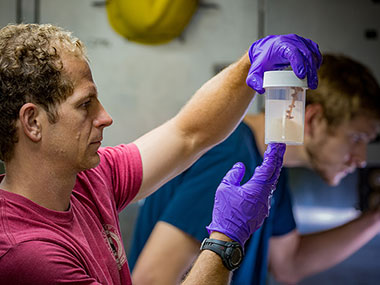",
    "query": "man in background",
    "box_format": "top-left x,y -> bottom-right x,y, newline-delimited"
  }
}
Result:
129,54 -> 380,284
